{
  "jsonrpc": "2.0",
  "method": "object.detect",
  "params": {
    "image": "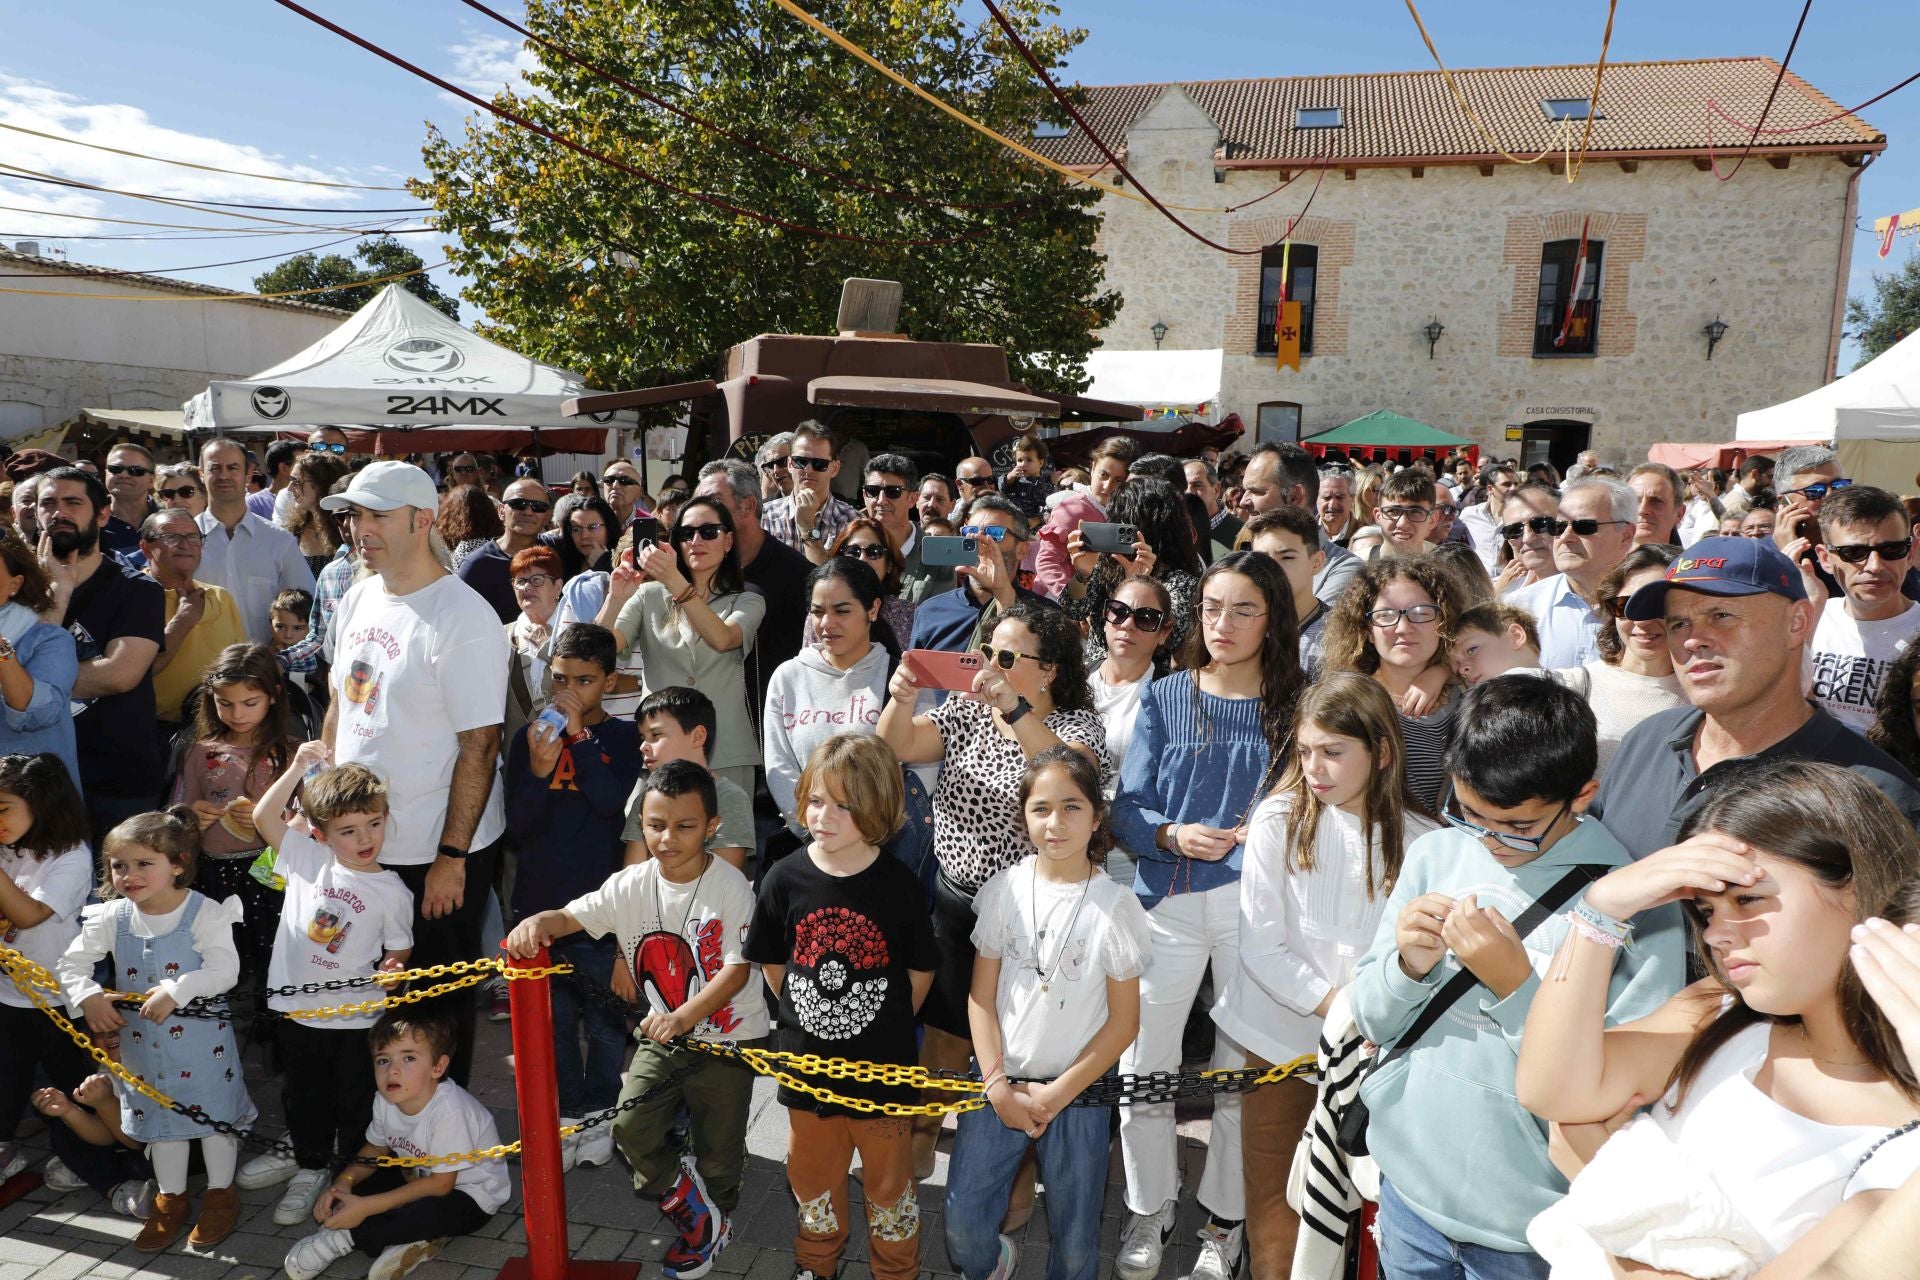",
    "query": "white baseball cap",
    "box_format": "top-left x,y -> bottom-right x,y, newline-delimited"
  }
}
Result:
319,460 -> 438,513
